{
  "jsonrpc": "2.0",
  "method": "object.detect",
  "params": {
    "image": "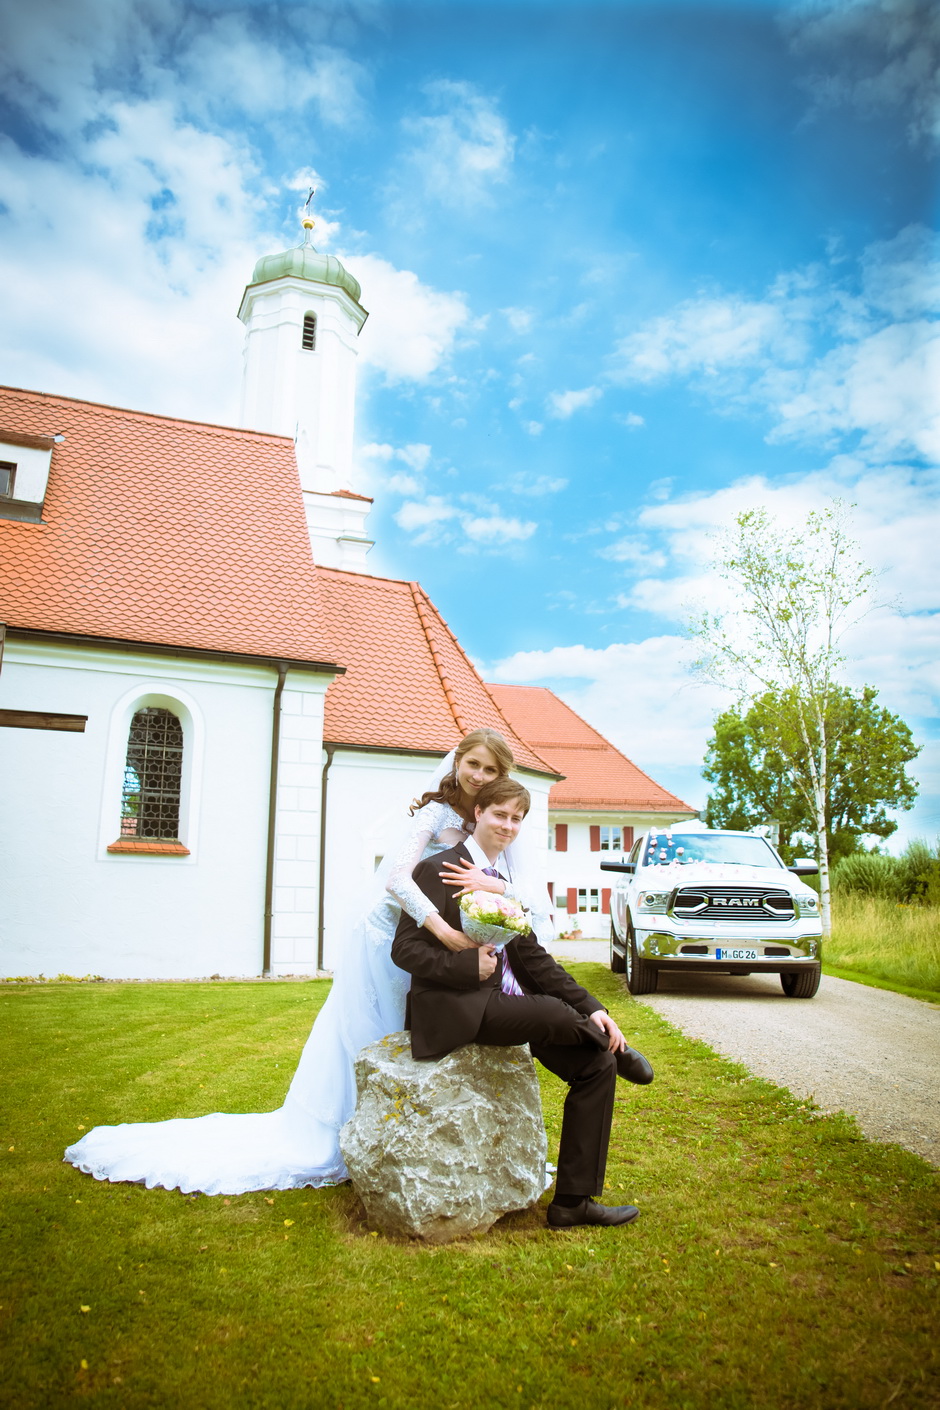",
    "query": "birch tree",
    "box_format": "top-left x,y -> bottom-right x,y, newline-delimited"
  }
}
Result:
690,501 -> 873,935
